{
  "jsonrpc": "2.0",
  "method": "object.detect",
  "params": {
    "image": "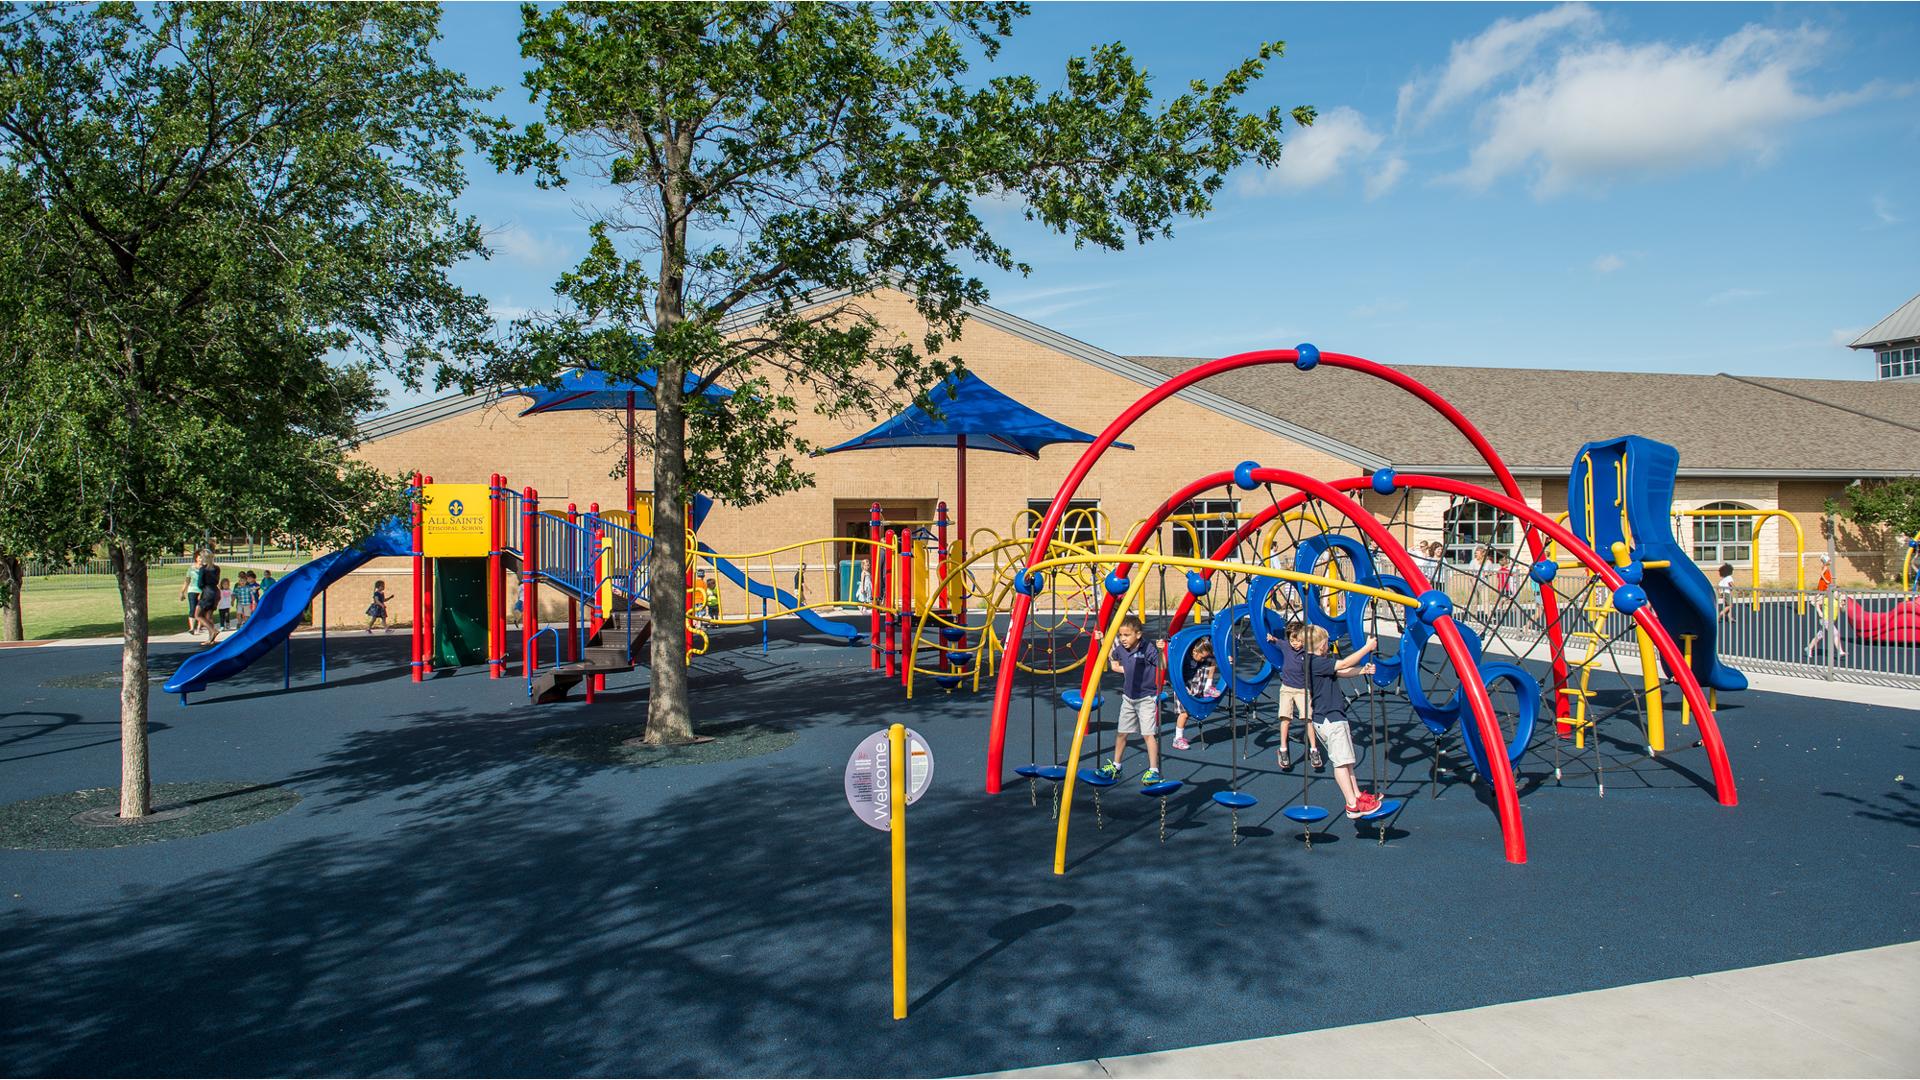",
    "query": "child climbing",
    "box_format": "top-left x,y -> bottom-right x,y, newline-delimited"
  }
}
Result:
1171,636 -> 1220,751
1302,625 -> 1381,819
1269,619 -> 1322,773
